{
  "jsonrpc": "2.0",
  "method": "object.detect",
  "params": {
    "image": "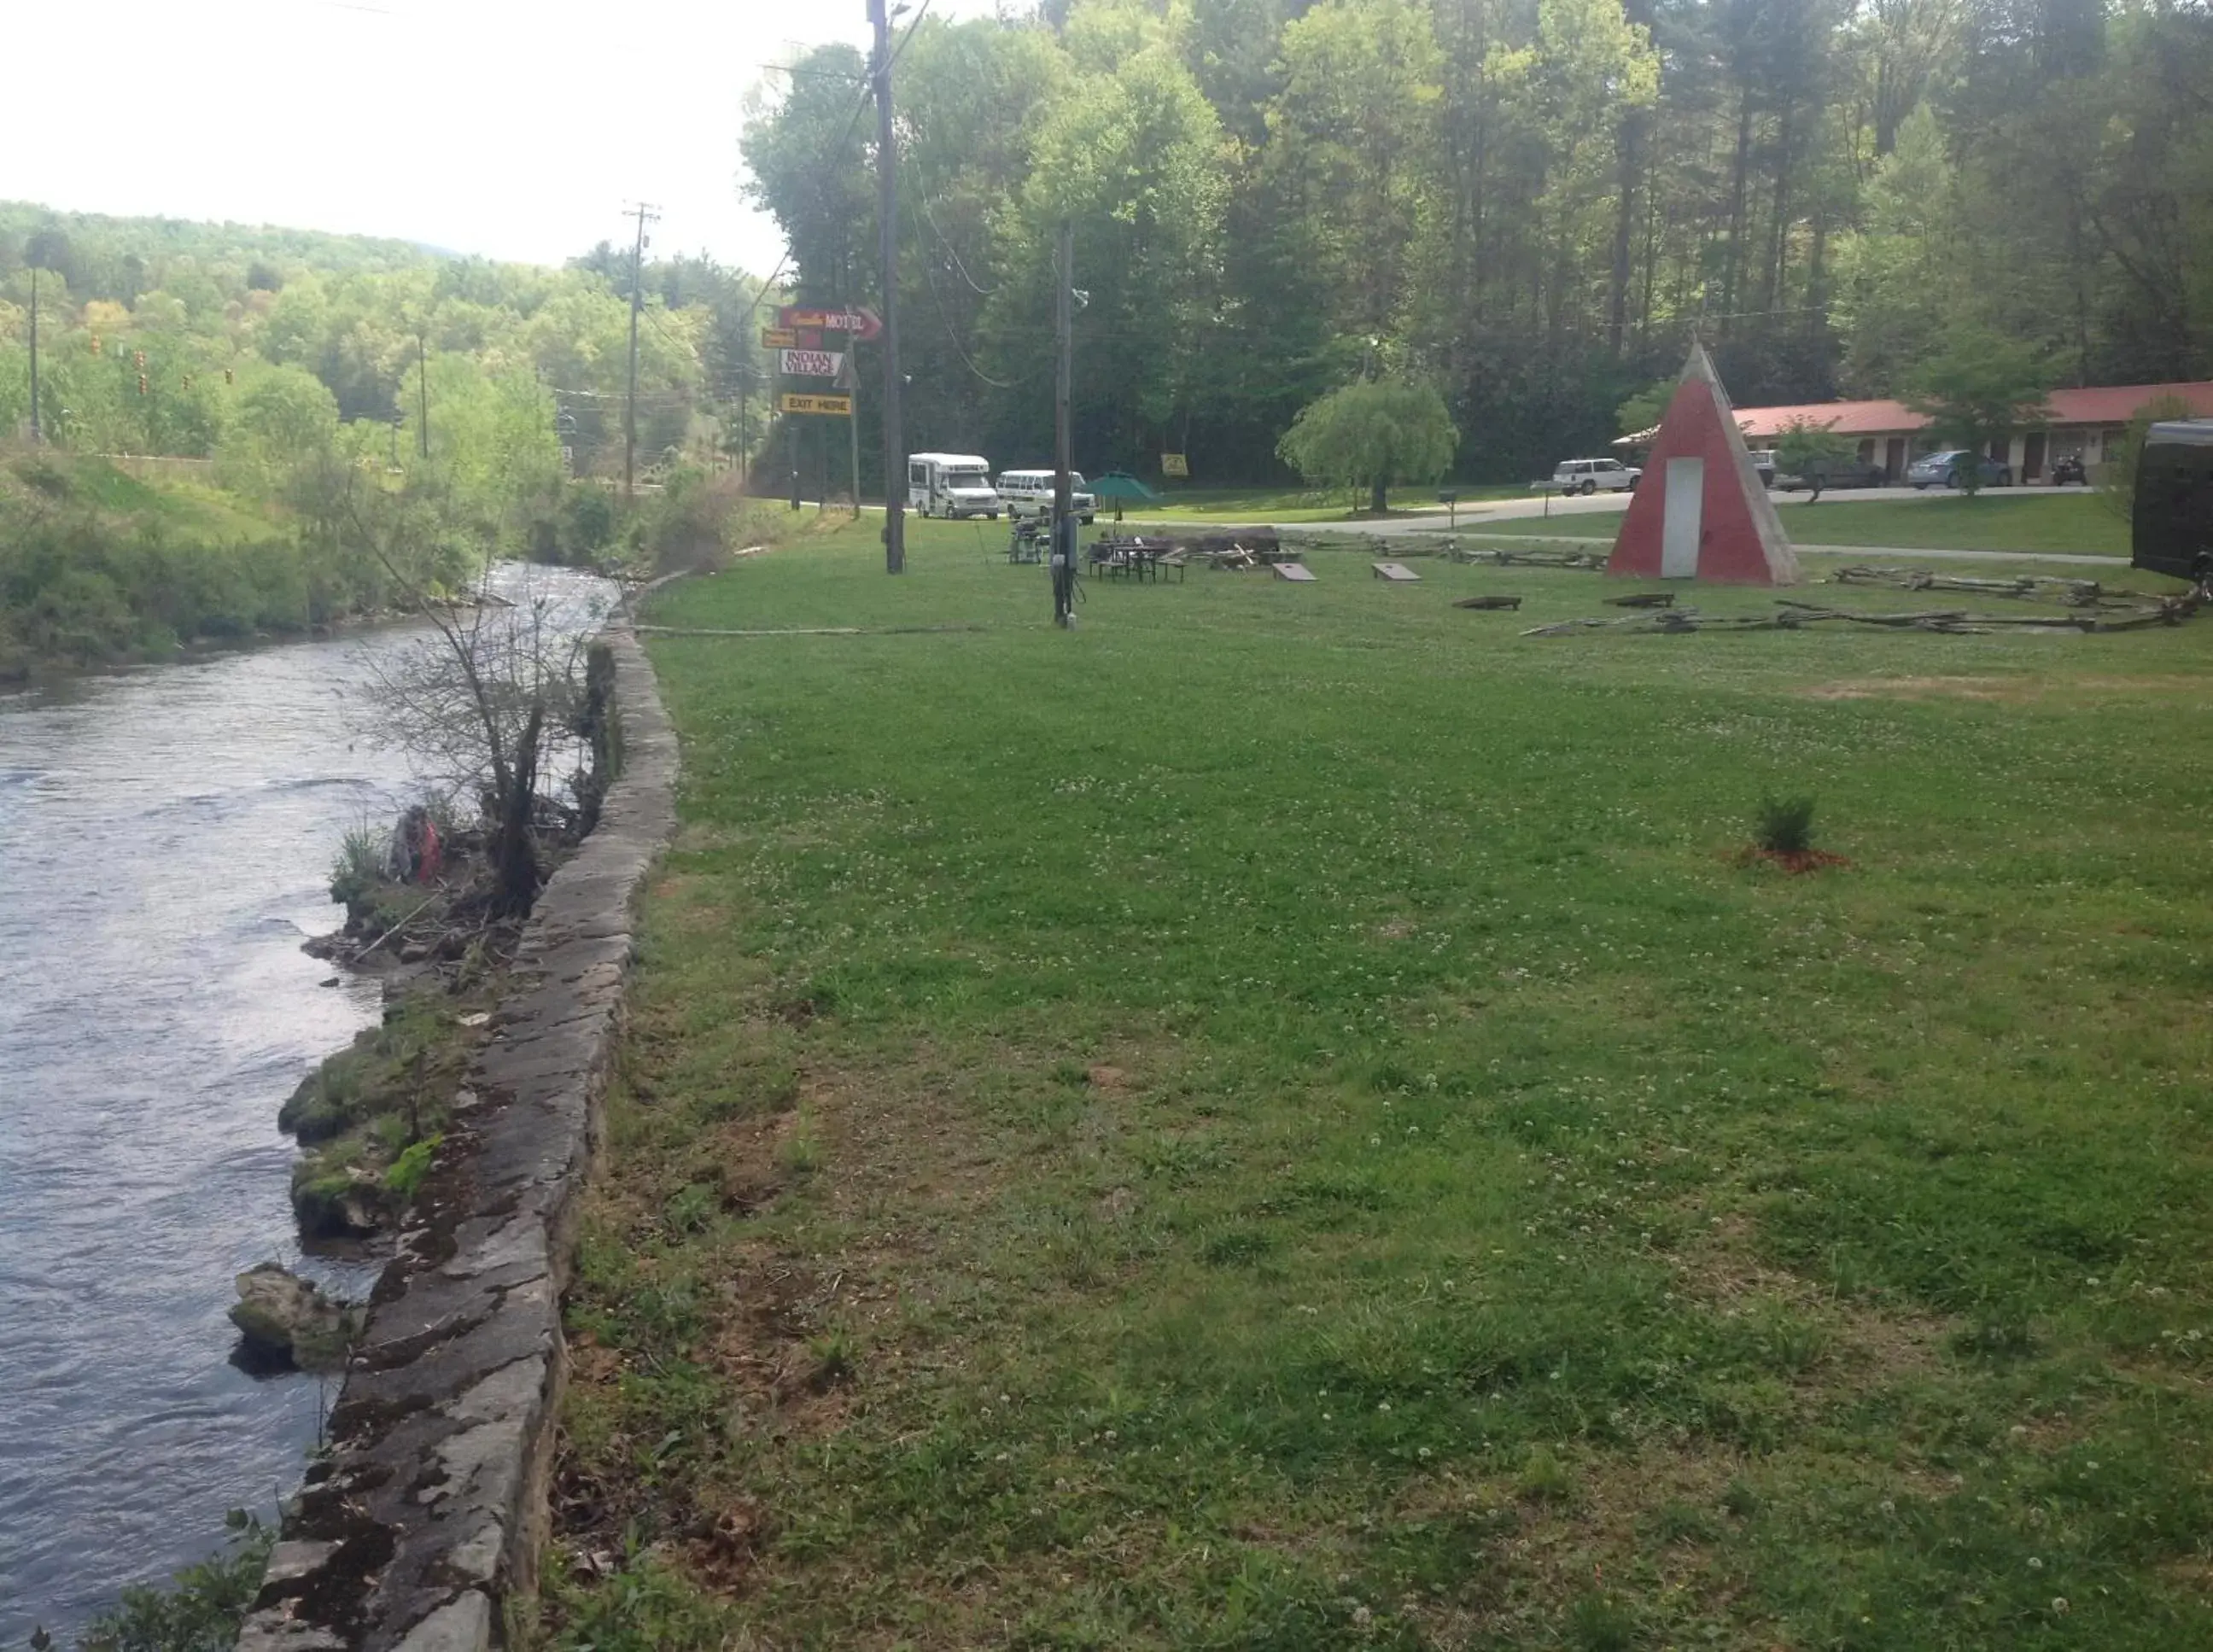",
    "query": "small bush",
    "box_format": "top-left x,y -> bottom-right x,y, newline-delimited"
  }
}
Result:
1754,795 -> 1817,855
777,1110 -> 823,1176
663,1182 -> 718,1235
77,1509 -> 272,1652
1518,1446 -> 1574,1503
1566,1591 -> 1641,1652
330,823 -> 388,910
383,1135 -> 442,1203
